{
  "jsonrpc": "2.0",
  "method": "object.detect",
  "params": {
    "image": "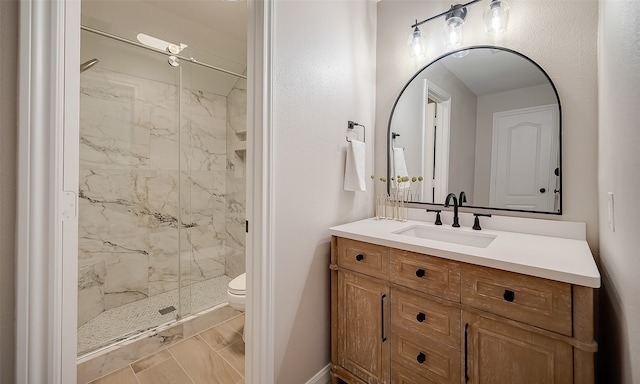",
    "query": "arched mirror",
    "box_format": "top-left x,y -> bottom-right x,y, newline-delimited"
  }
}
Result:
387,46 -> 561,214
